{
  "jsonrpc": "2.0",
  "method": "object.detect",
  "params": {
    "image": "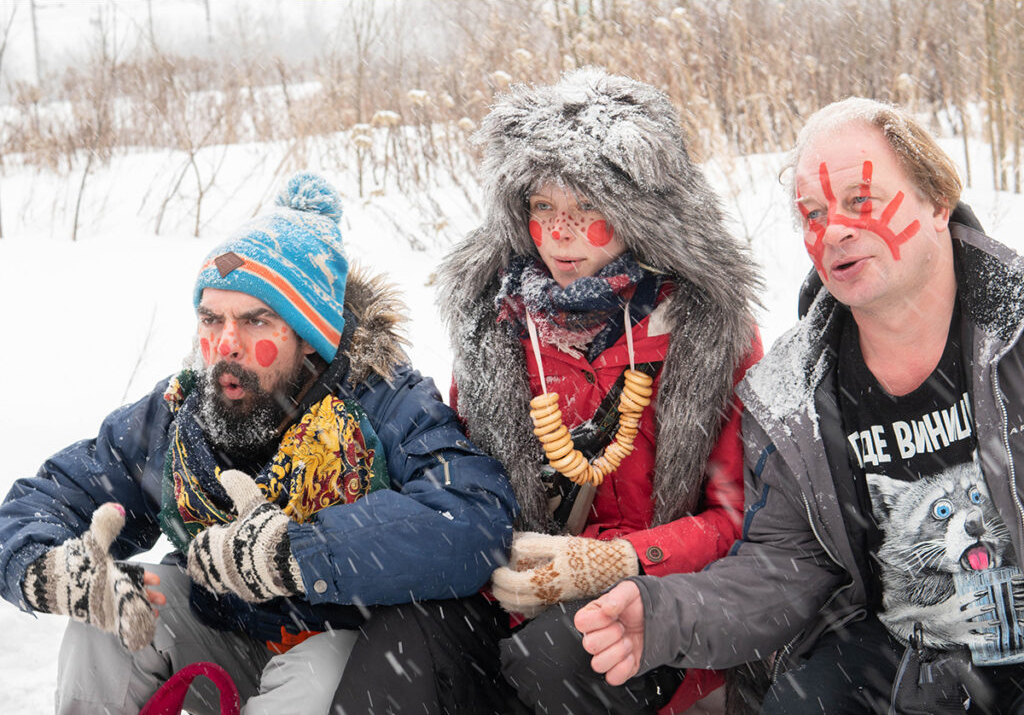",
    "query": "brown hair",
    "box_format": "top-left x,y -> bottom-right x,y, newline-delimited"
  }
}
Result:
784,97 -> 962,212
